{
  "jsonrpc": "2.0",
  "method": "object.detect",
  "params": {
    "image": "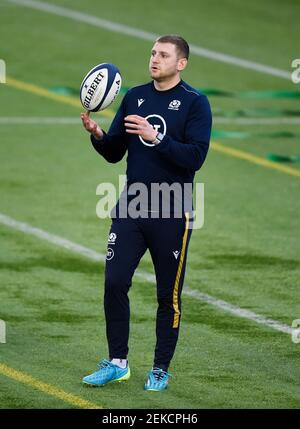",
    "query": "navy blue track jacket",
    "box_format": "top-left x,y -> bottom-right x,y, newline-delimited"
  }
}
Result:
91,79 -> 212,214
